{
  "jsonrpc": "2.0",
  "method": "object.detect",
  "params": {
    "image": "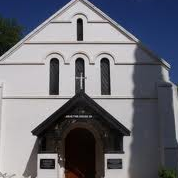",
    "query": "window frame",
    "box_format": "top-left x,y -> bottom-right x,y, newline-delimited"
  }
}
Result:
77,18 -> 83,41
100,58 -> 111,95
75,58 -> 85,93
49,58 -> 59,95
